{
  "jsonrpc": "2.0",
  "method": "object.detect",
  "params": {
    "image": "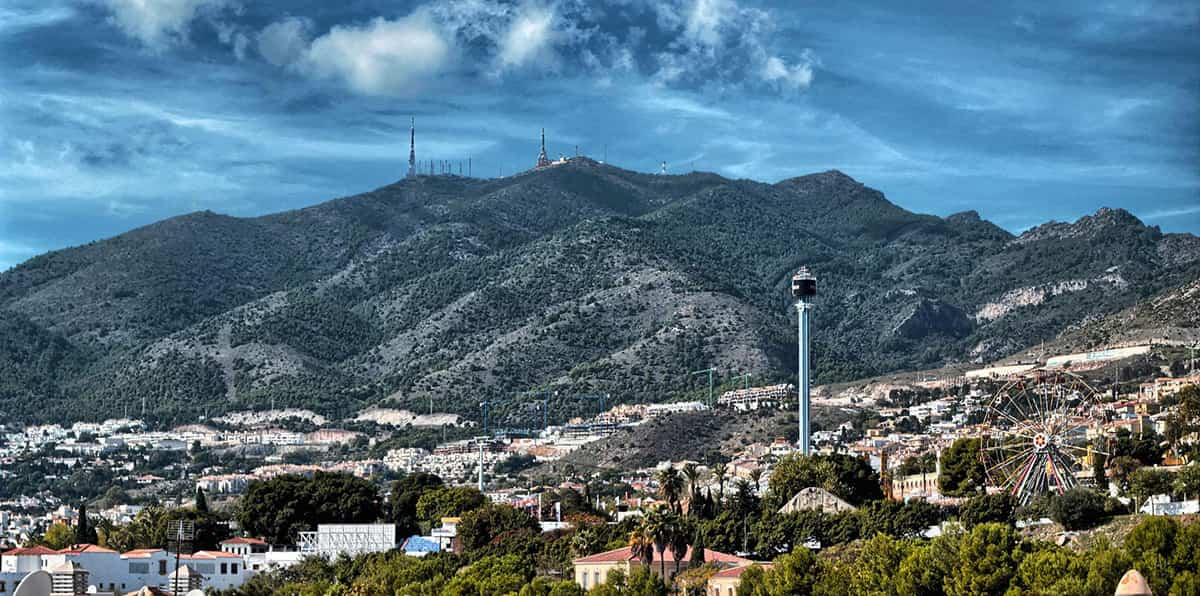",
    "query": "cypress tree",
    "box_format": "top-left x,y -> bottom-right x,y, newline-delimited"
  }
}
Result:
195,486 -> 209,513
75,501 -> 98,545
